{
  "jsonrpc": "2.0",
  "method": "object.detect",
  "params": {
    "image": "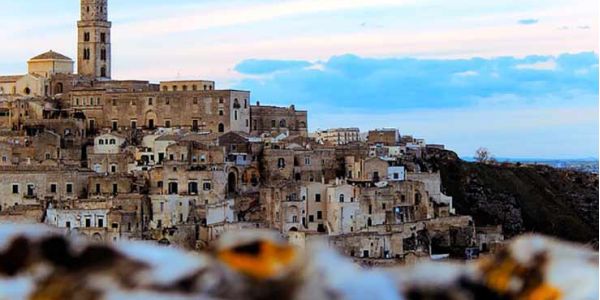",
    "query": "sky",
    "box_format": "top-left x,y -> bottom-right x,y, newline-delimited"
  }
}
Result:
0,0 -> 598,159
